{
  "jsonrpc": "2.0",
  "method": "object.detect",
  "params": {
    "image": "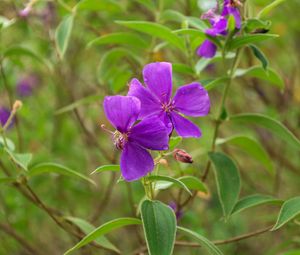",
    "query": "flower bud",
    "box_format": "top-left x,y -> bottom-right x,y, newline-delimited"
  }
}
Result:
13,100 -> 23,112
173,149 -> 193,164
